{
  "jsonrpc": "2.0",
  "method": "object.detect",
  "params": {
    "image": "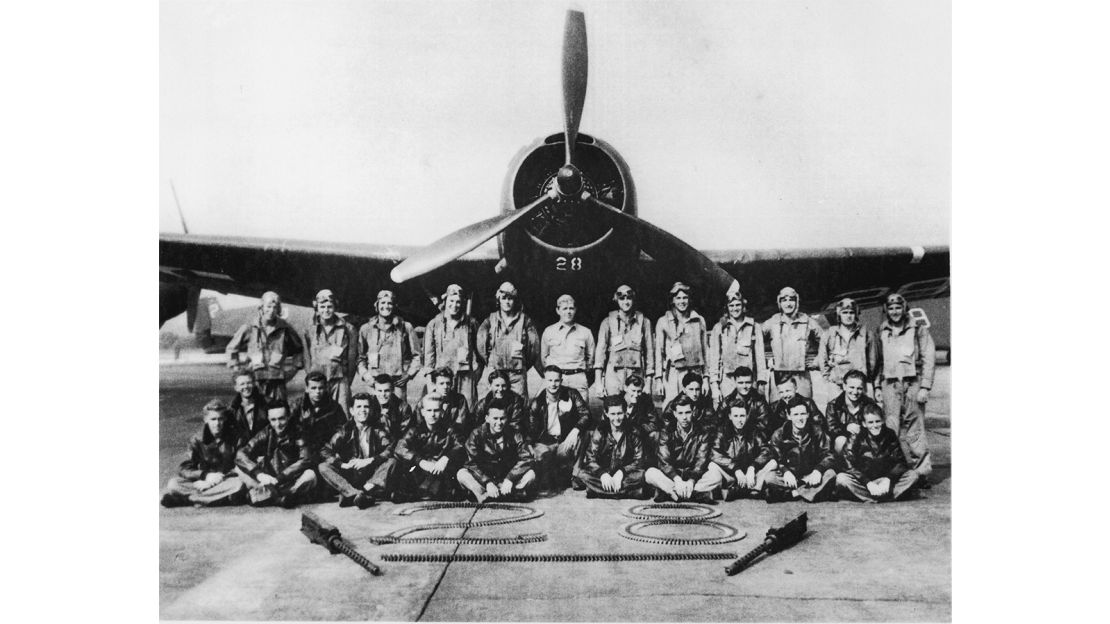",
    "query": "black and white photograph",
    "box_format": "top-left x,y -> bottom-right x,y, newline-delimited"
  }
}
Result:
157,0 -> 952,620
